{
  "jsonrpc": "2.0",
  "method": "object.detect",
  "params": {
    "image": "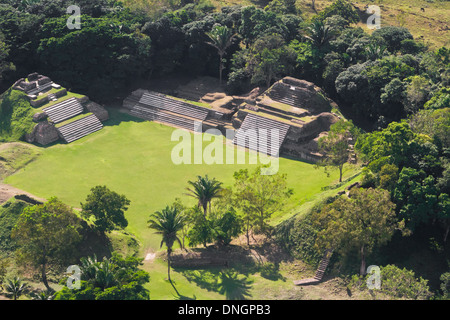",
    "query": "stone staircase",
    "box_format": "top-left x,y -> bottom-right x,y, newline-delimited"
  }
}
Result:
233,113 -> 290,157
47,93 -> 57,102
127,105 -> 202,132
43,97 -> 84,124
57,114 -> 103,143
294,249 -> 333,286
139,91 -> 209,121
123,90 -> 214,132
